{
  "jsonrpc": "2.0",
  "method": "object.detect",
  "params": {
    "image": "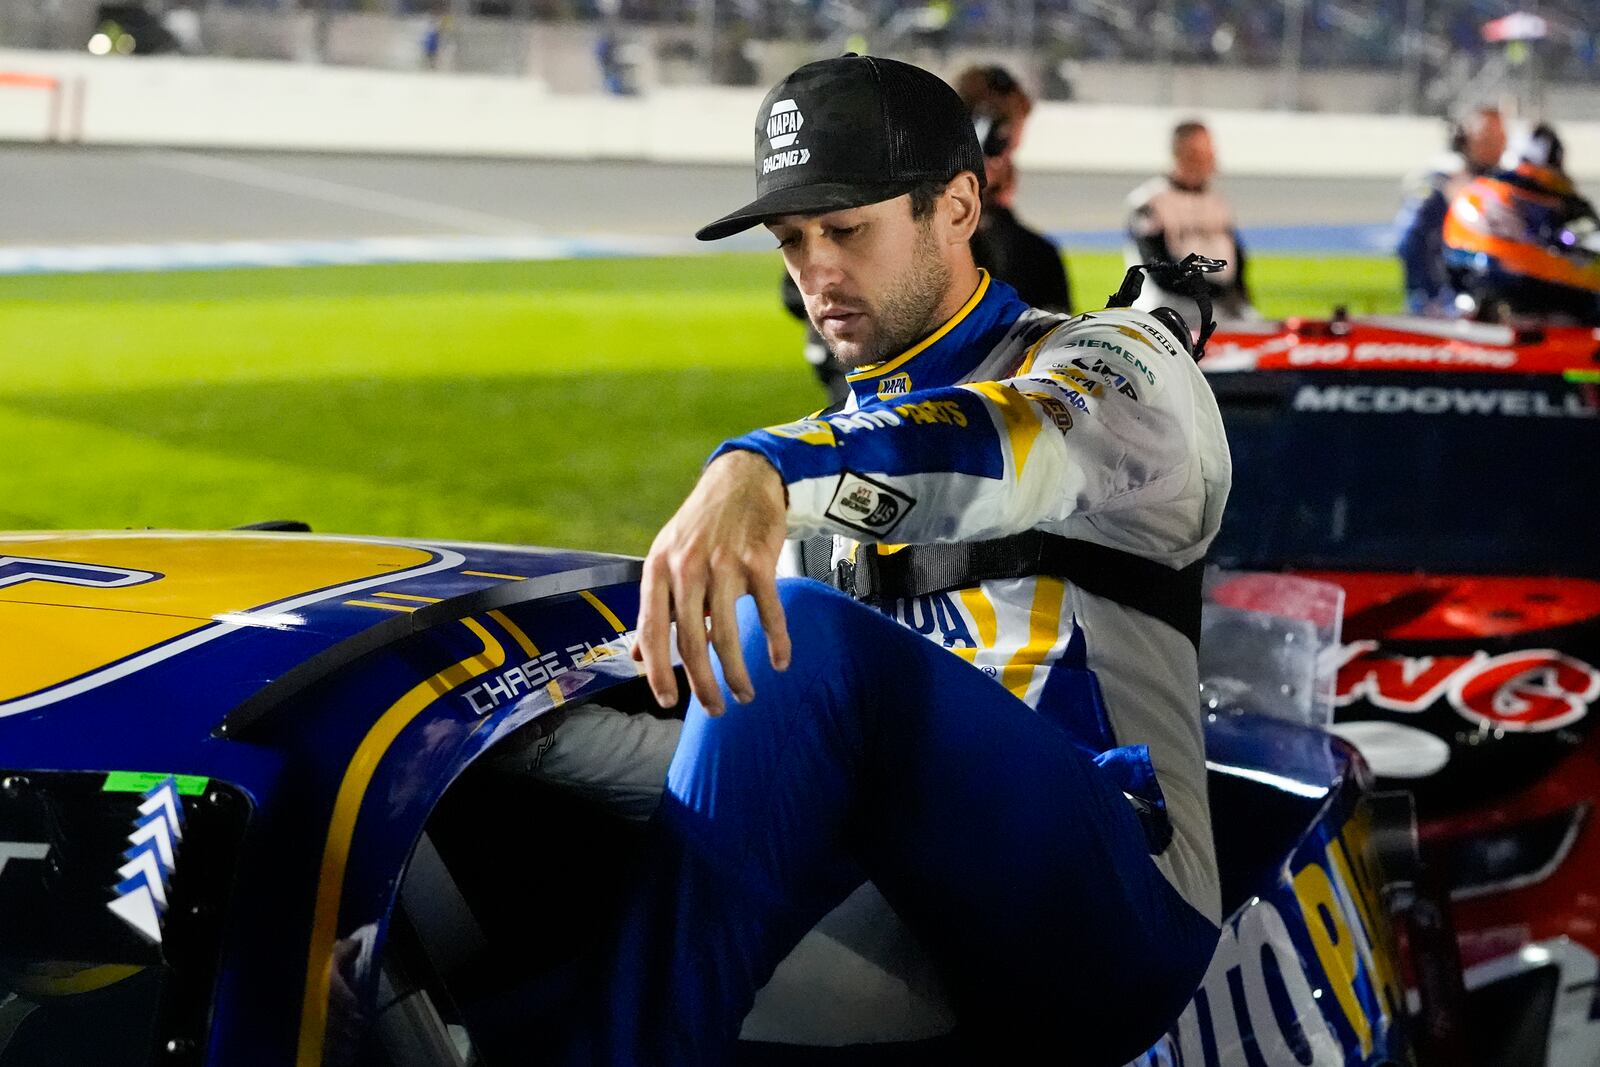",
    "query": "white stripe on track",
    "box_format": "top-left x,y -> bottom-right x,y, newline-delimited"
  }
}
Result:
144,150 -> 537,236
